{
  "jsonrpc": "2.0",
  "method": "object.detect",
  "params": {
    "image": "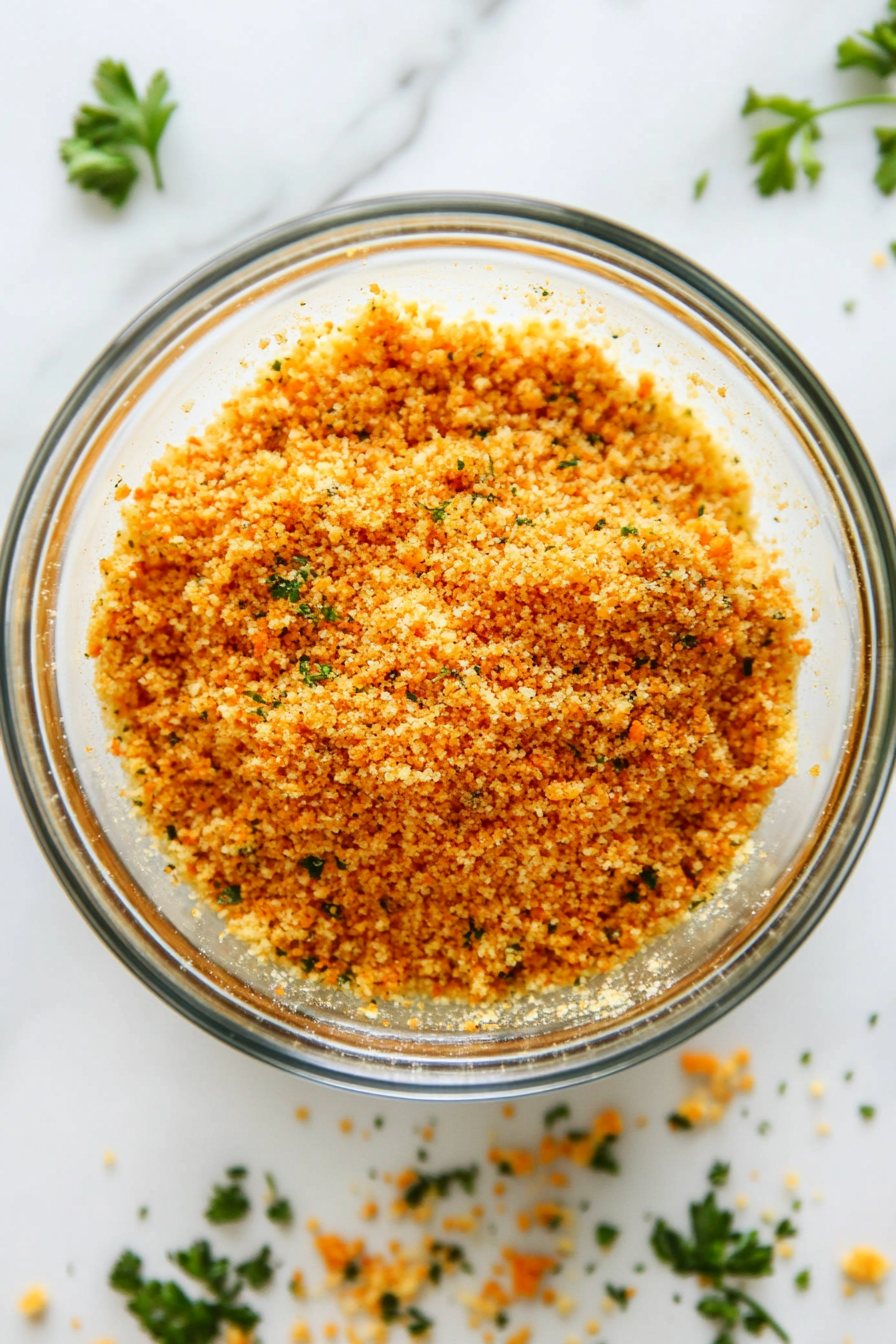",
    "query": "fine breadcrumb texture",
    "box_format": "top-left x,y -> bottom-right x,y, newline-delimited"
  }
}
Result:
90,297 -> 806,1004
